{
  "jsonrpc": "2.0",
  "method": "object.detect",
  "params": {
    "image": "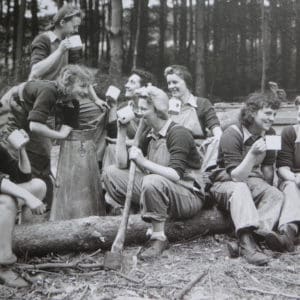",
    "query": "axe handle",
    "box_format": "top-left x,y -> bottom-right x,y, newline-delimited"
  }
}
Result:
111,119 -> 145,254
111,160 -> 136,253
